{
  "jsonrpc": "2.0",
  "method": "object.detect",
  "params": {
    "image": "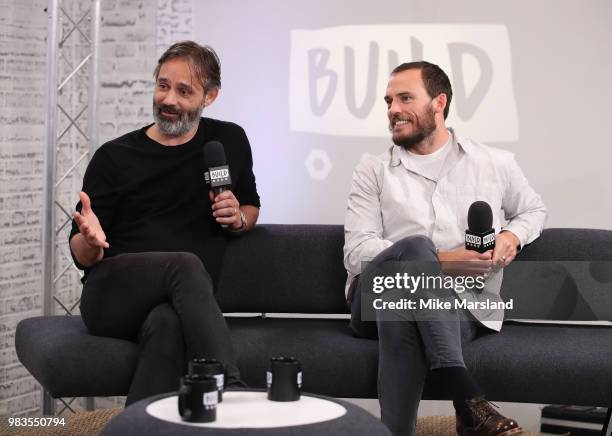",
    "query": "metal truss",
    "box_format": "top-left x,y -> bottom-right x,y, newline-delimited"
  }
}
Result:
42,0 -> 100,416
